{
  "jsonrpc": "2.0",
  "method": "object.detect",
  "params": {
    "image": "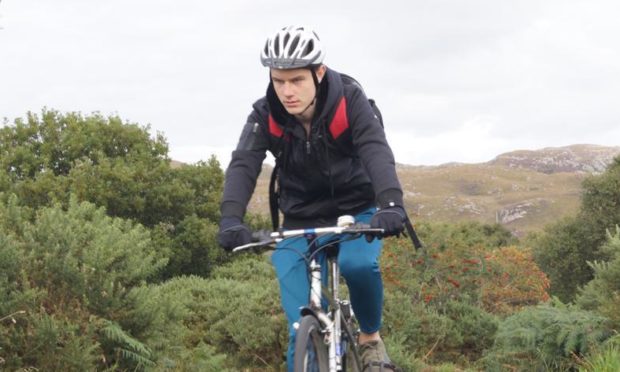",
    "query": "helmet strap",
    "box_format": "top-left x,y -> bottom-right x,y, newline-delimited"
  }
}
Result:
310,67 -> 320,89
298,67 -> 321,115
294,67 -> 321,117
